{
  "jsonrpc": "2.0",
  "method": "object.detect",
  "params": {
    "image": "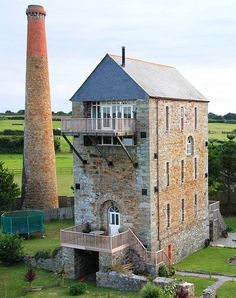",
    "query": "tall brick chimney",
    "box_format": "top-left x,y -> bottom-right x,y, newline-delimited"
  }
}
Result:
22,5 -> 58,209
